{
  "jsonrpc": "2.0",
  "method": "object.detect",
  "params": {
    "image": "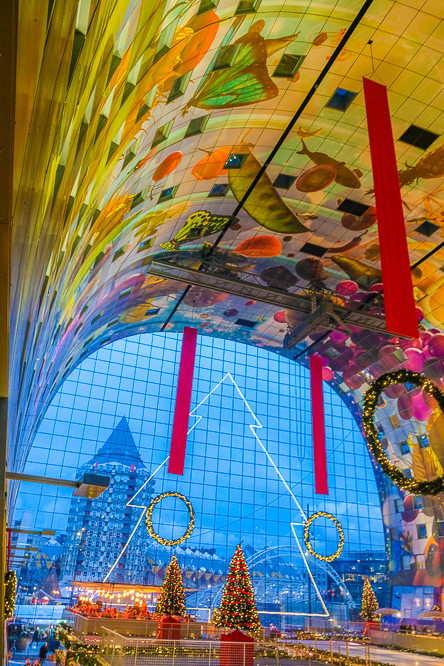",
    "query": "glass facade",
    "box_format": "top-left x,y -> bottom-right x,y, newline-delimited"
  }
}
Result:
14,333 -> 385,625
